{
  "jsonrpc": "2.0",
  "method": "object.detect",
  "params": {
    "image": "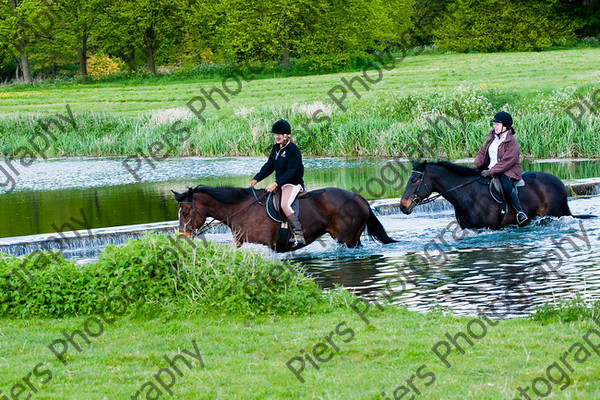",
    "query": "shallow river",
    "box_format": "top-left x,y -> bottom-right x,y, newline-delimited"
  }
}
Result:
1,157 -> 599,317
